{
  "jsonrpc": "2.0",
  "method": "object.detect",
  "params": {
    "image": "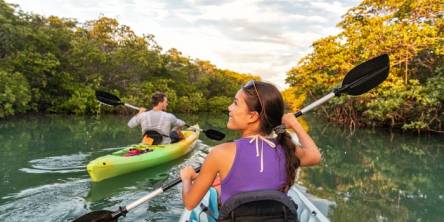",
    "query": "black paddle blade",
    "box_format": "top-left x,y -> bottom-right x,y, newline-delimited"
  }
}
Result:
204,129 -> 225,141
340,54 -> 390,96
95,91 -> 123,106
72,210 -> 117,222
